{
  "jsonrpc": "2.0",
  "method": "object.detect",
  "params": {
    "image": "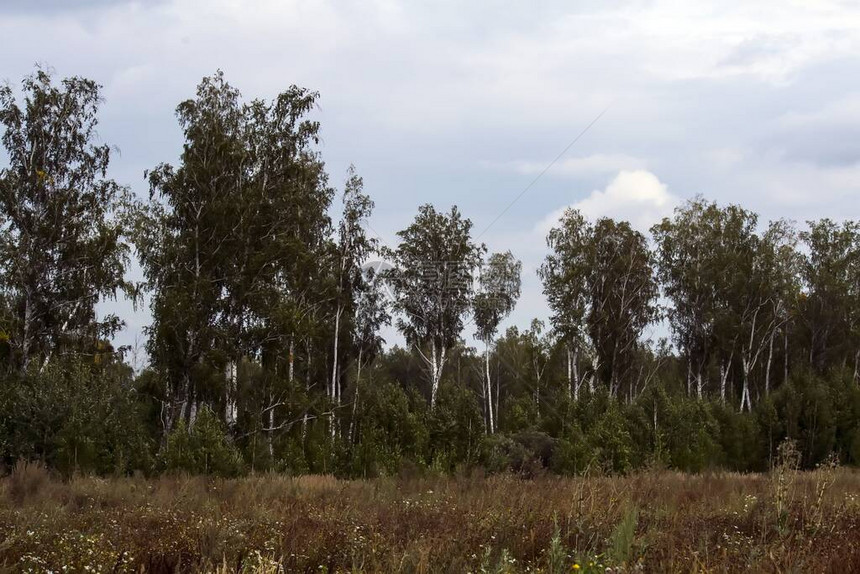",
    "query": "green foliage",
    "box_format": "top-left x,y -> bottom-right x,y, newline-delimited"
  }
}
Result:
608,506 -> 639,565
8,67 -> 860,482
551,434 -> 591,475
428,382 -> 484,471
546,520 -> 568,573
348,379 -> 428,477
481,431 -> 556,476
0,69 -> 135,374
161,406 -> 242,476
587,402 -> 635,474
500,394 -> 539,434
383,204 -> 485,408
663,398 -> 722,472
1,359 -> 153,475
